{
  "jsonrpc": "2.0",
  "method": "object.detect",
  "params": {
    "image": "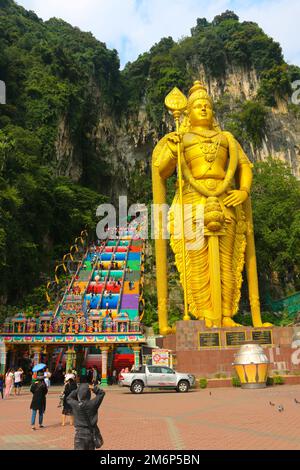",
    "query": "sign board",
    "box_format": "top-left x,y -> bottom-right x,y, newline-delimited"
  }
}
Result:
199,332 -> 220,348
152,349 -> 169,366
251,330 -> 273,345
225,331 -> 246,347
